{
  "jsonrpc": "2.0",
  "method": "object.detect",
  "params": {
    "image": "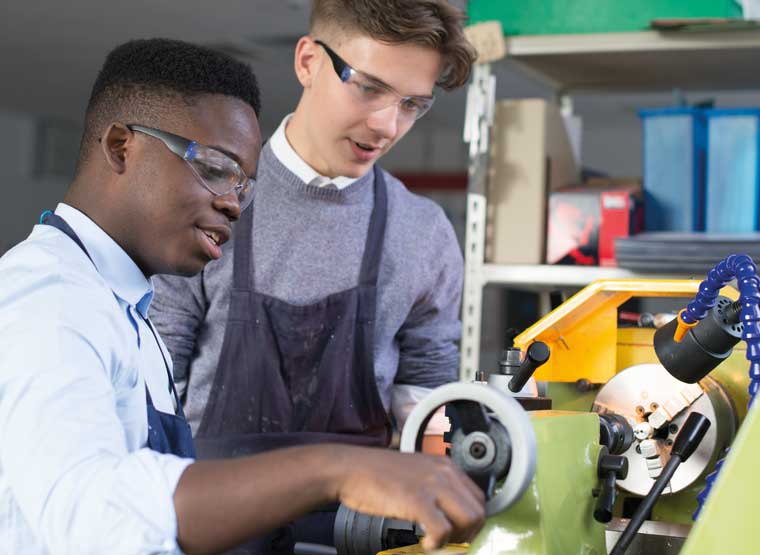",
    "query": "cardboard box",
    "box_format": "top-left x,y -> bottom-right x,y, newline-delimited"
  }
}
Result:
485,99 -> 579,265
547,183 -> 643,267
